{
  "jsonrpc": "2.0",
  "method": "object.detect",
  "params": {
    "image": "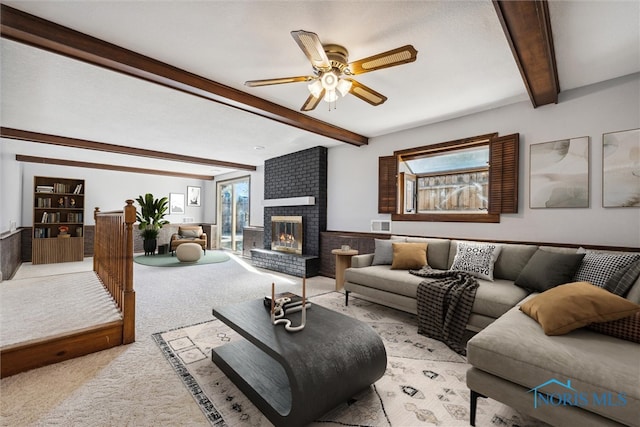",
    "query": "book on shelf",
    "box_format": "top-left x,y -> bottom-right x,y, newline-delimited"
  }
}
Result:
36,197 -> 52,208
34,227 -> 51,238
73,183 -> 83,194
36,185 -> 54,193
